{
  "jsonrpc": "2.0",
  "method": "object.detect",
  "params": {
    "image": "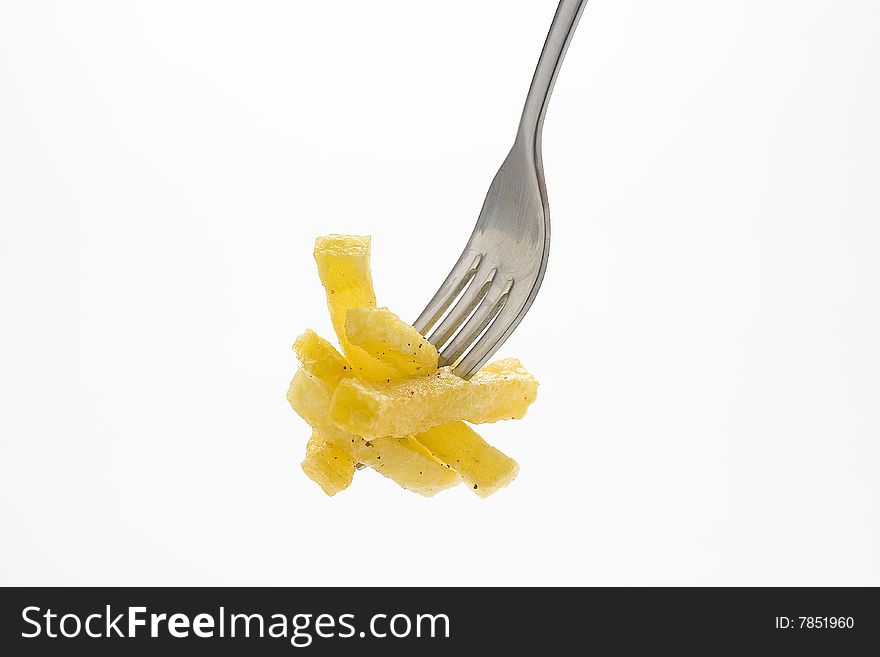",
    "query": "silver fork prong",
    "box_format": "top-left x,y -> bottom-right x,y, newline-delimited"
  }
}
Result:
452,293 -> 530,379
413,252 -> 482,335
439,279 -> 513,367
428,266 -> 497,349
